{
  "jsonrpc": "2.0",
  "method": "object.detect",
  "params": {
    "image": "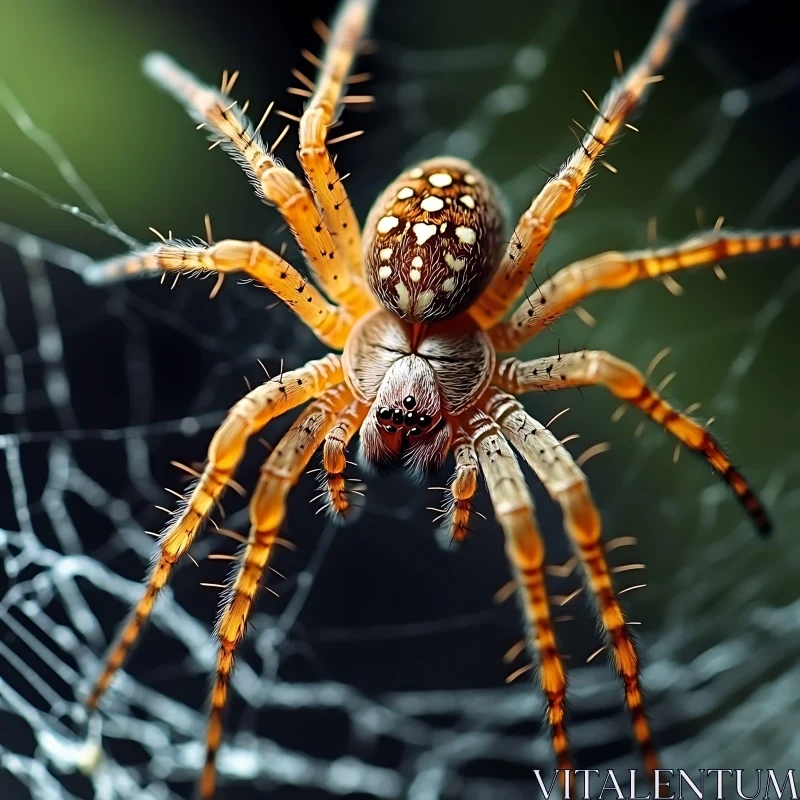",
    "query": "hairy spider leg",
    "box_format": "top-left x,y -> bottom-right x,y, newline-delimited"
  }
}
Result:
84,239 -> 354,349
481,389 -> 657,774
202,383 -> 353,799
466,410 -> 572,777
84,355 -> 343,714
299,0 -> 377,278
470,0 -> 693,328
490,228 -> 800,351
446,428 -> 479,542
142,52 -> 374,317
496,350 -> 772,534
322,398 -> 371,516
